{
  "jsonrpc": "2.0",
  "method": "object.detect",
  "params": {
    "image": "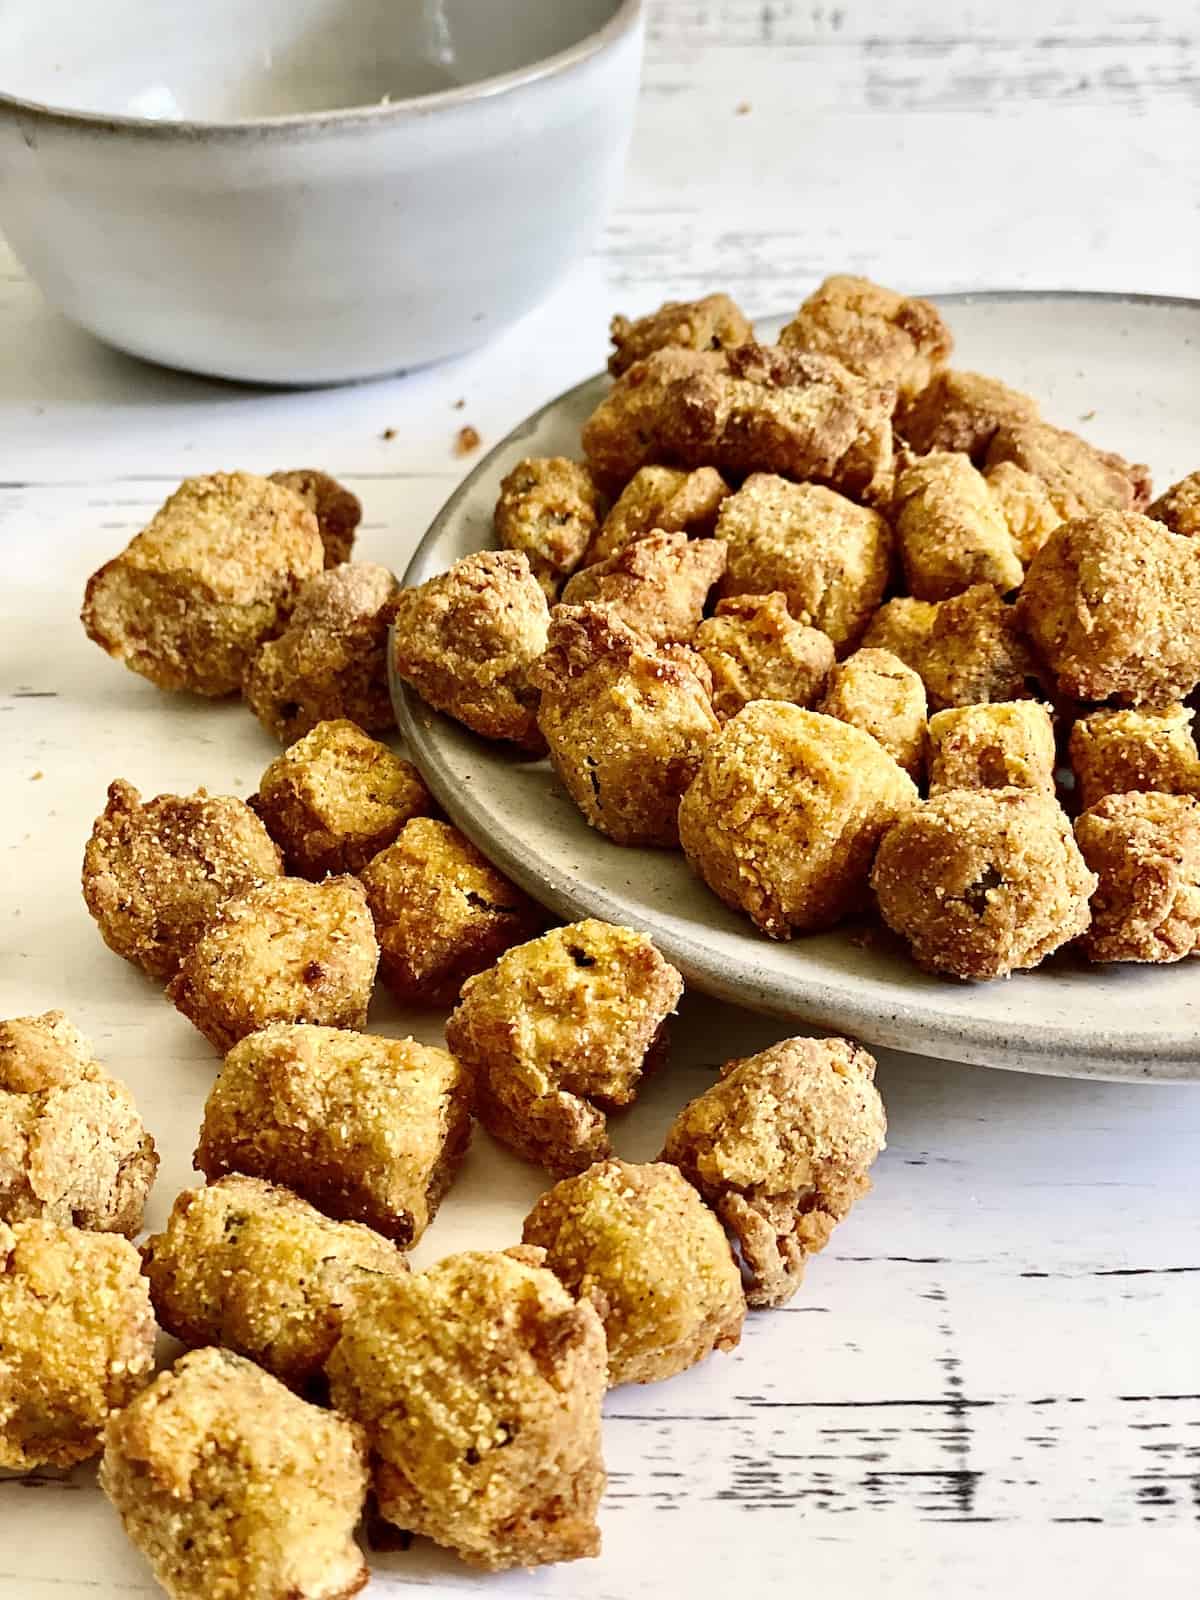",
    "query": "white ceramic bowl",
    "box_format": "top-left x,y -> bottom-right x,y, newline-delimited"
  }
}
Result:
0,0 -> 643,384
